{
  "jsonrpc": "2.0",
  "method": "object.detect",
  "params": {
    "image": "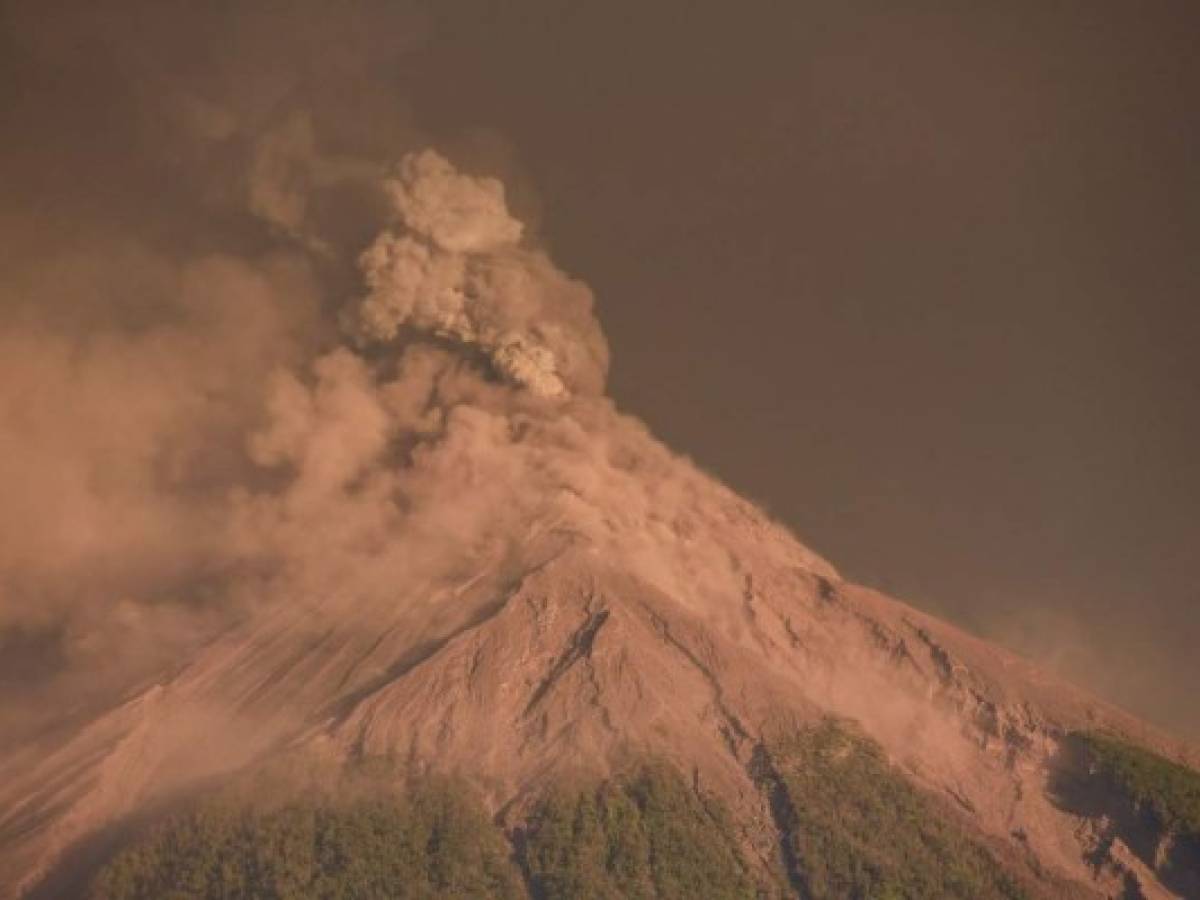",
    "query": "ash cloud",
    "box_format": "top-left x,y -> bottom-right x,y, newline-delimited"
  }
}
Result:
356,149 -> 609,397
0,1 -> 670,749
